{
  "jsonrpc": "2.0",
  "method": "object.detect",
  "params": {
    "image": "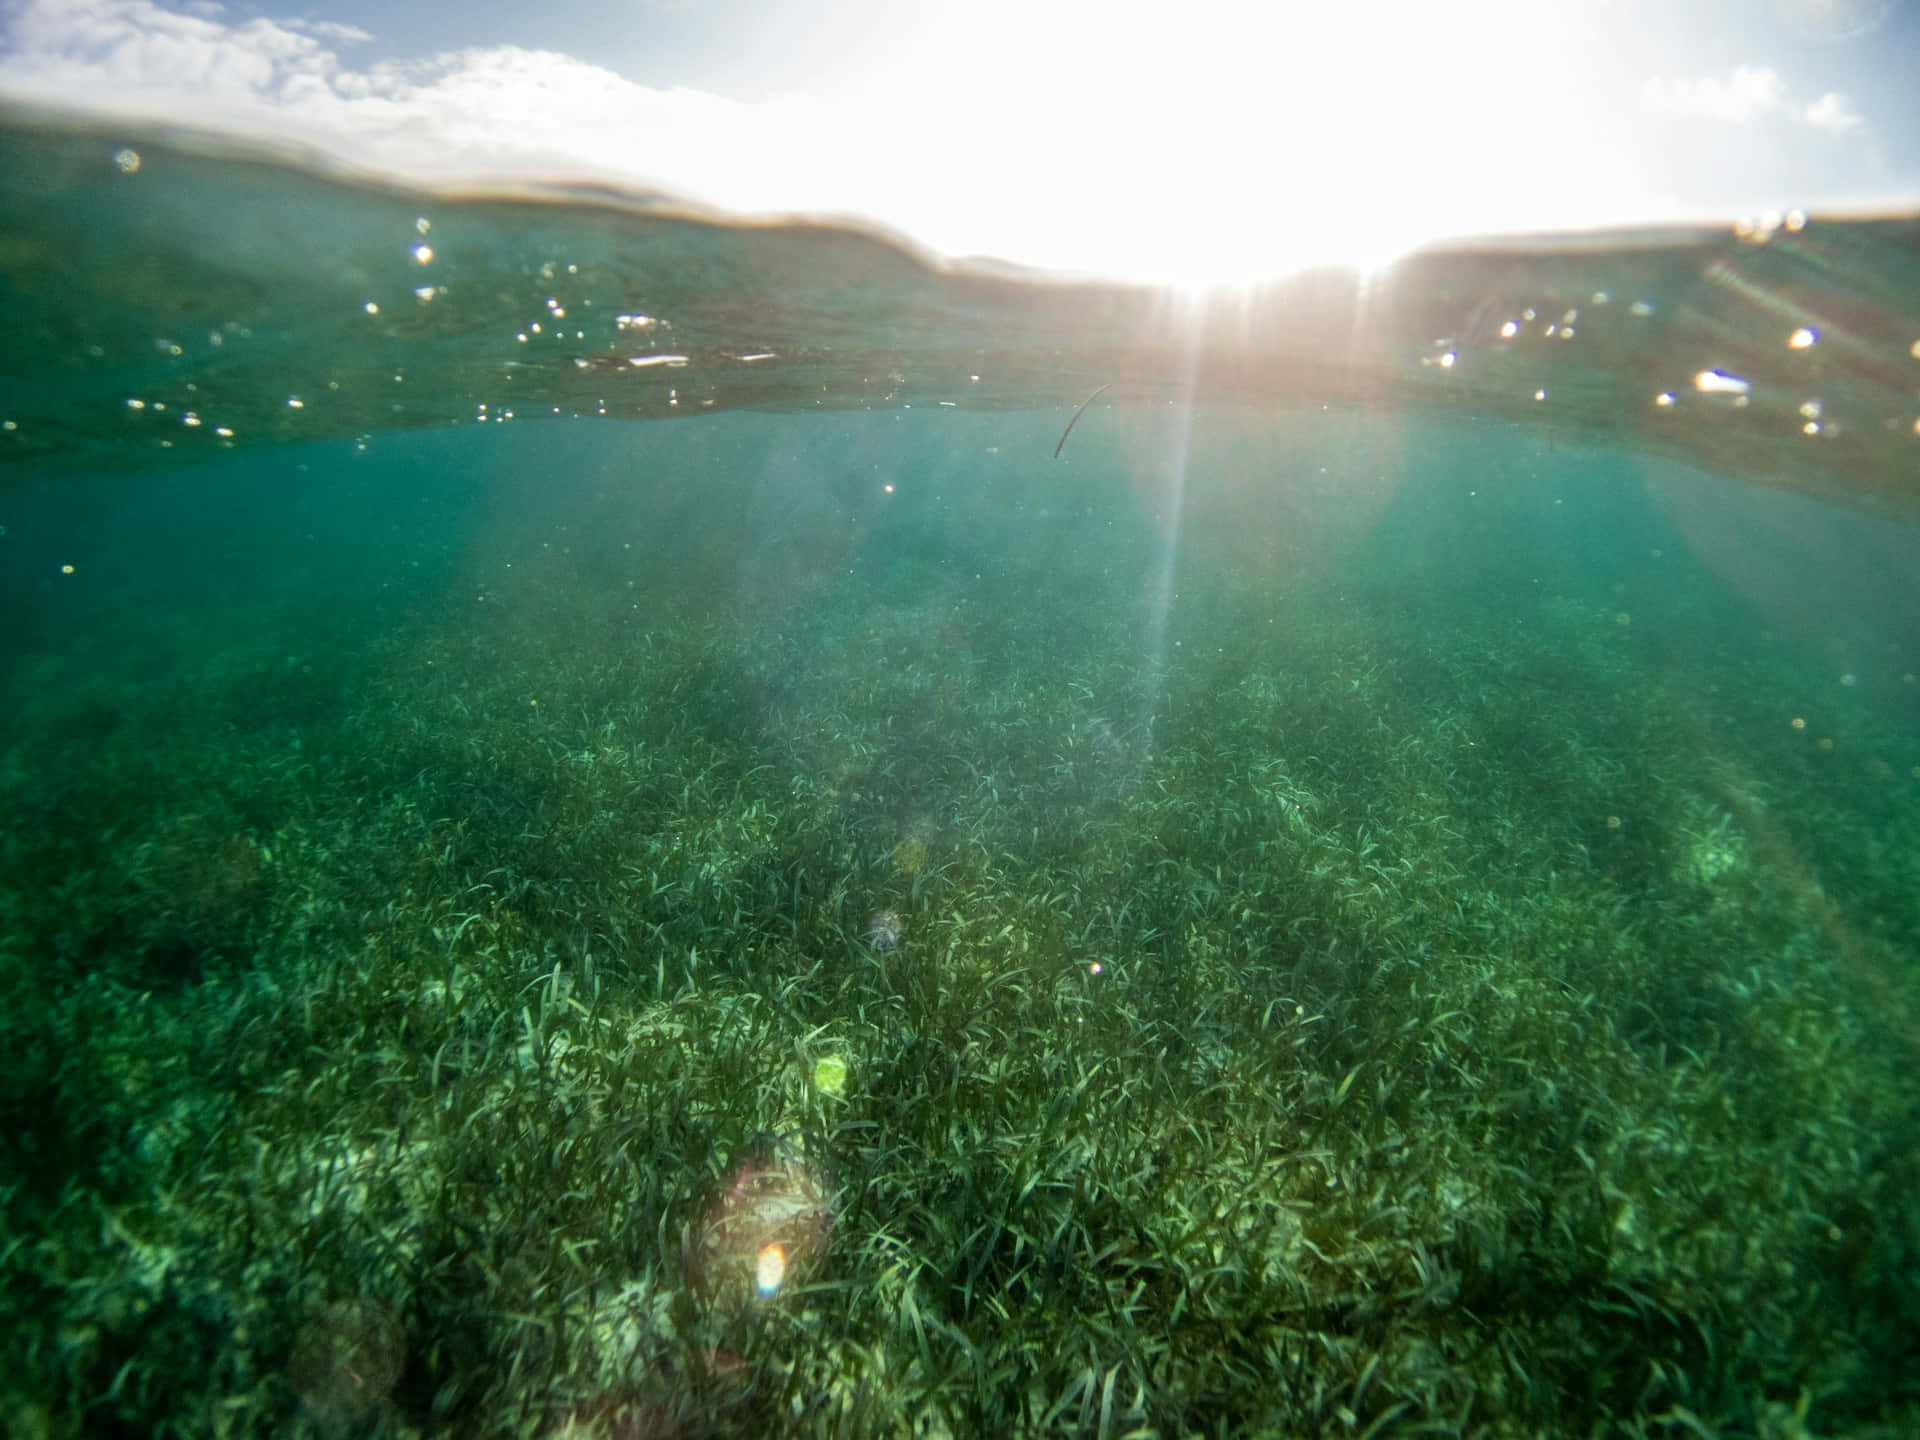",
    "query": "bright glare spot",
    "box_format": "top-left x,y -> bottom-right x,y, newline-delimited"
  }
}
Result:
112,147 -> 140,174
1499,320 -> 1519,339
1694,370 -> 1751,395
126,398 -> 145,410
286,396 -> 304,409
1803,420 -> 1821,435
414,217 -> 431,234
60,563 -> 75,574
1534,389 -> 1547,401
1655,392 -> 1676,408
882,482 -> 895,494
1799,399 -> 1823,418
411,244 -> 434,265
1789,327 -> 1818,349
364,301 -> 379,316
812,1055 -> 849,1095
754,1244 -> 786,1296
1439,351 -> 1457,368
1753,209 -> 1787,241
